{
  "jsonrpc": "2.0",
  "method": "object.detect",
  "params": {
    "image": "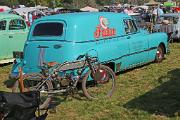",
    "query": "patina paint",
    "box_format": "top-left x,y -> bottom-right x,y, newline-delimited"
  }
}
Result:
10,12 -> 168,76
